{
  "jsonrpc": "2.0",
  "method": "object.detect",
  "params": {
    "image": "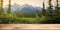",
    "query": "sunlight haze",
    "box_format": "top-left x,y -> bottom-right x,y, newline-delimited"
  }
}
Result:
3,0 -> 57,8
